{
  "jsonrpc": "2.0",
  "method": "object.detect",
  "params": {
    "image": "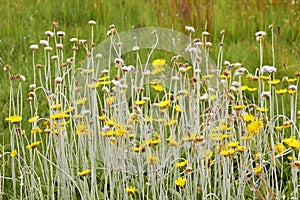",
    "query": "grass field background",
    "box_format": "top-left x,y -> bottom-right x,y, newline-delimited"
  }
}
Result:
1,0 -> 300,199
